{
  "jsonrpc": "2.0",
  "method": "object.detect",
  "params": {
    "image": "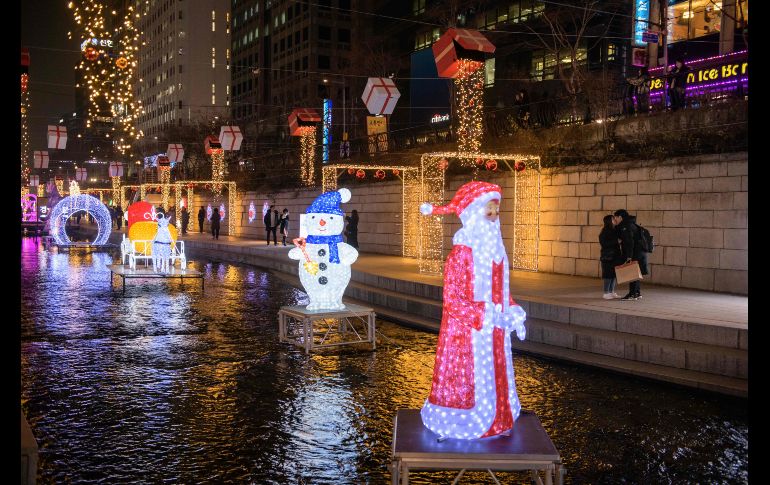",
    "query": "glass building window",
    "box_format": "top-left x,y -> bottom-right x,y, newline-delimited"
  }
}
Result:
413,0 -> 426,15
531,46 -> 586,80
667,0 -> 727,42
414,27 -> 440,51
